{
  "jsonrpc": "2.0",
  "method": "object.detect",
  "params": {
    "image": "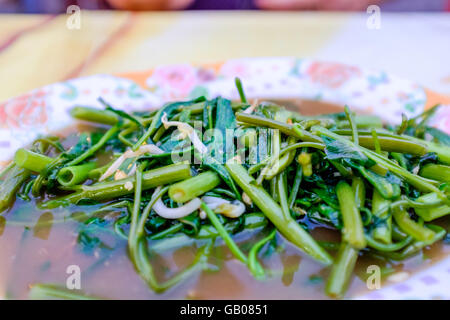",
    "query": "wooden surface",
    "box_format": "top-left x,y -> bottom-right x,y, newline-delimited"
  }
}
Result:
0,11 -> 449,102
